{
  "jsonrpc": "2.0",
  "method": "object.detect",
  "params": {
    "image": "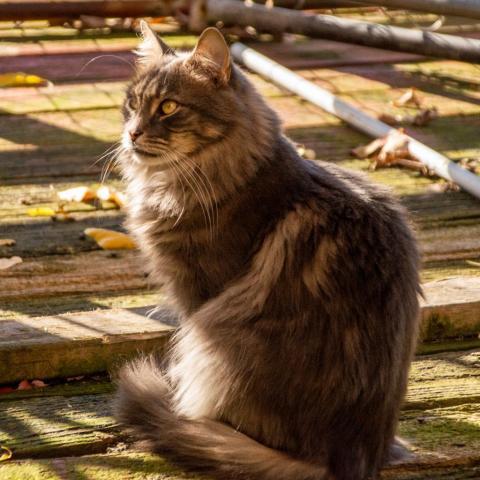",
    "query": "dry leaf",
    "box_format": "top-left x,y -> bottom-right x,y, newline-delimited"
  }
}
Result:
31,379 -> 48,388
84,228 -> 136,250
0,256 -> 22,270
351,137 -> 386,159
96,186 -> 127,208
412,107 -> 438,126
17,380 -> 32,391
58,186 -> 96,203
0,72 -> 50,88
27,207 -> 56,217
393,88 -> 423,108
0,239 -> 15,247
0,445 -> 12,462
377,130 -> 410,166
